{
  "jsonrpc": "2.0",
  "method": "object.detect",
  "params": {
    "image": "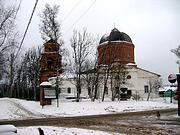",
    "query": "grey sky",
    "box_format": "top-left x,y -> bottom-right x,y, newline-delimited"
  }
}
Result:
14,0 -> 180,84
